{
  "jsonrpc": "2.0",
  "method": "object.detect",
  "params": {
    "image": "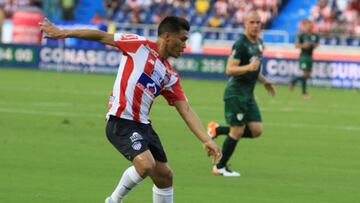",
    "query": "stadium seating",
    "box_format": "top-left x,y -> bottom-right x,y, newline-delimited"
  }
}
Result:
105,0 -> 360,45
103,0 -> 285,43
1,0 -> 359,45
271,0 -> 360,46
107,0 -> 281,28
